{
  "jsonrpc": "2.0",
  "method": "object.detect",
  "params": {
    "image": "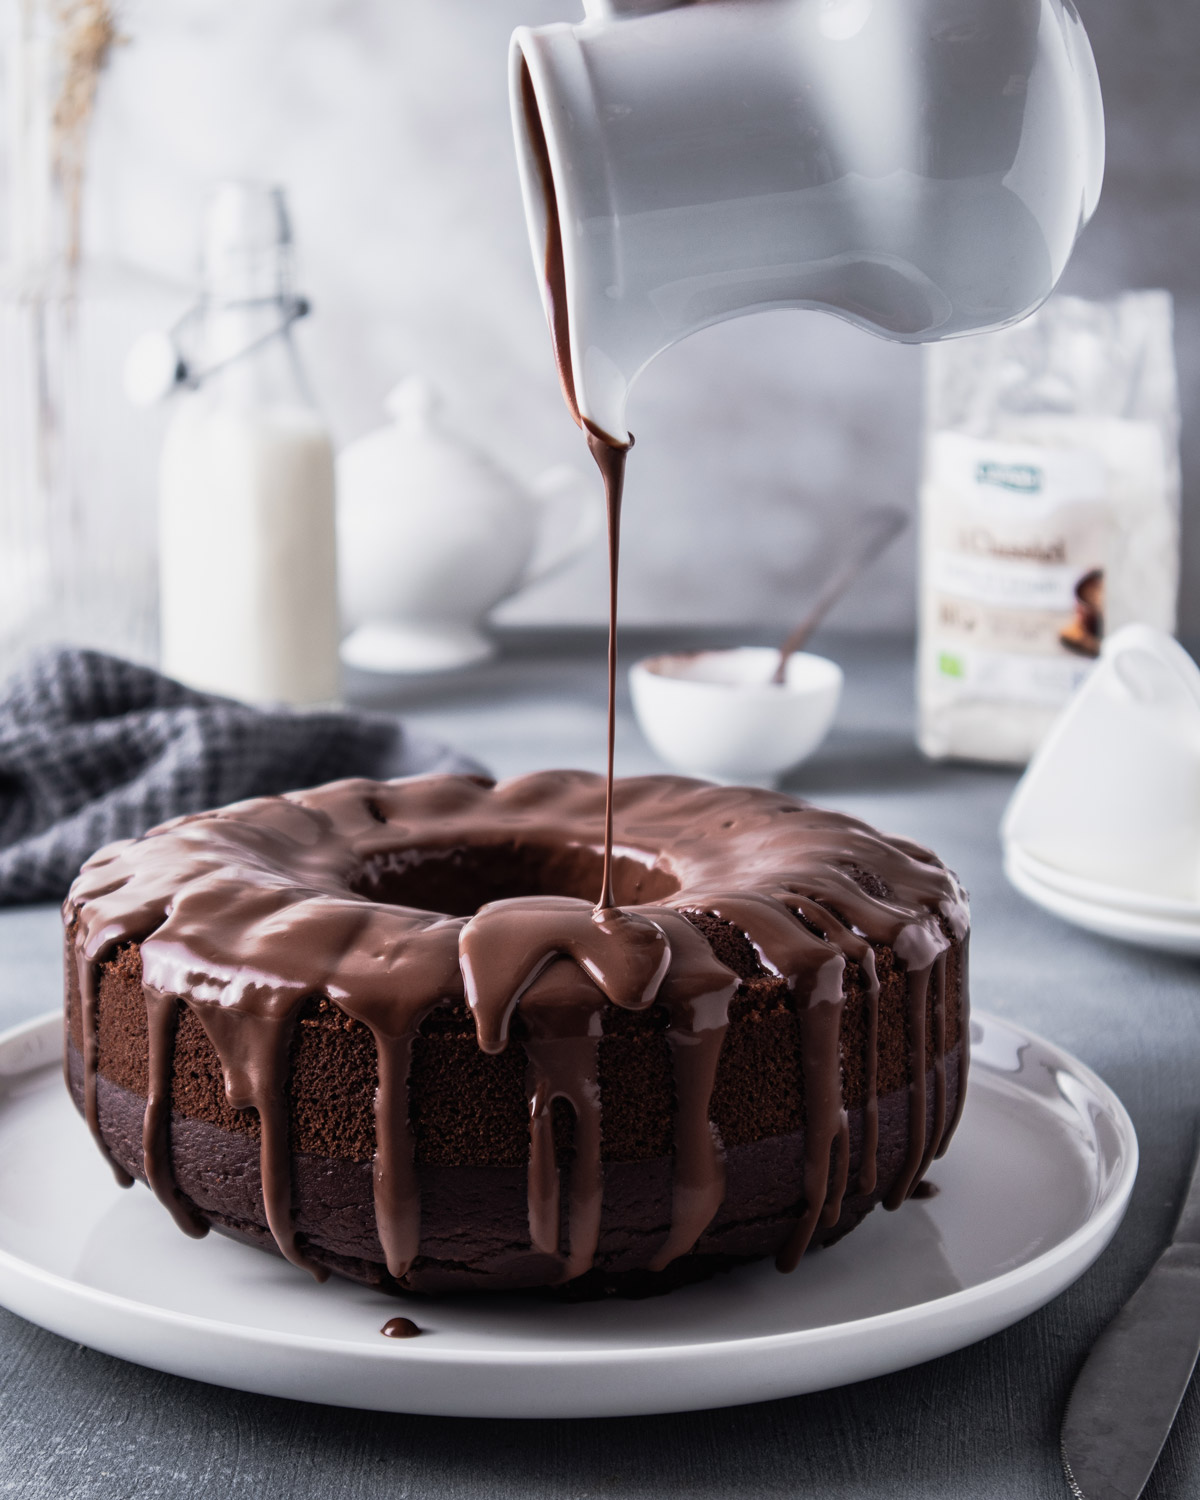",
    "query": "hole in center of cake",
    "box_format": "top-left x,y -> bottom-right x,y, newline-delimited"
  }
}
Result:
353,841 -> 680,917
